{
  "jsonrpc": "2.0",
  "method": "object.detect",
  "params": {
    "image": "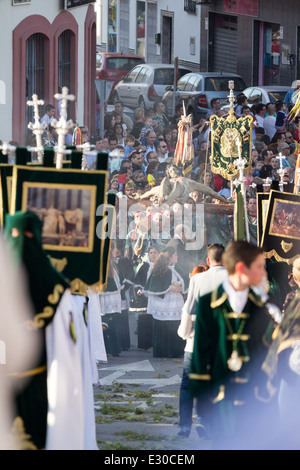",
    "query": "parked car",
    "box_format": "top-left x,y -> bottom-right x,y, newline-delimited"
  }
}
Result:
242,86 -> 292,105
112,63 -> 193,111
162,72 -> 247,122
96,50 -> 145,83
96,50 -> 145,101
